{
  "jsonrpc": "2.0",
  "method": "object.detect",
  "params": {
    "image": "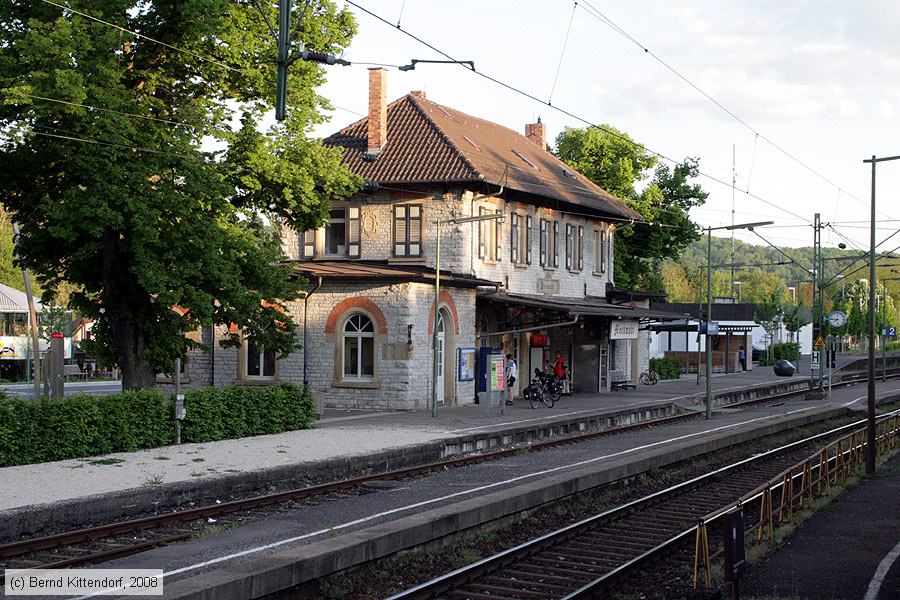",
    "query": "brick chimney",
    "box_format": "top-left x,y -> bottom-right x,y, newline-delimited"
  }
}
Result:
409,90 -> 426,99
367,68 -> 387,156
525,117 -> 546,150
